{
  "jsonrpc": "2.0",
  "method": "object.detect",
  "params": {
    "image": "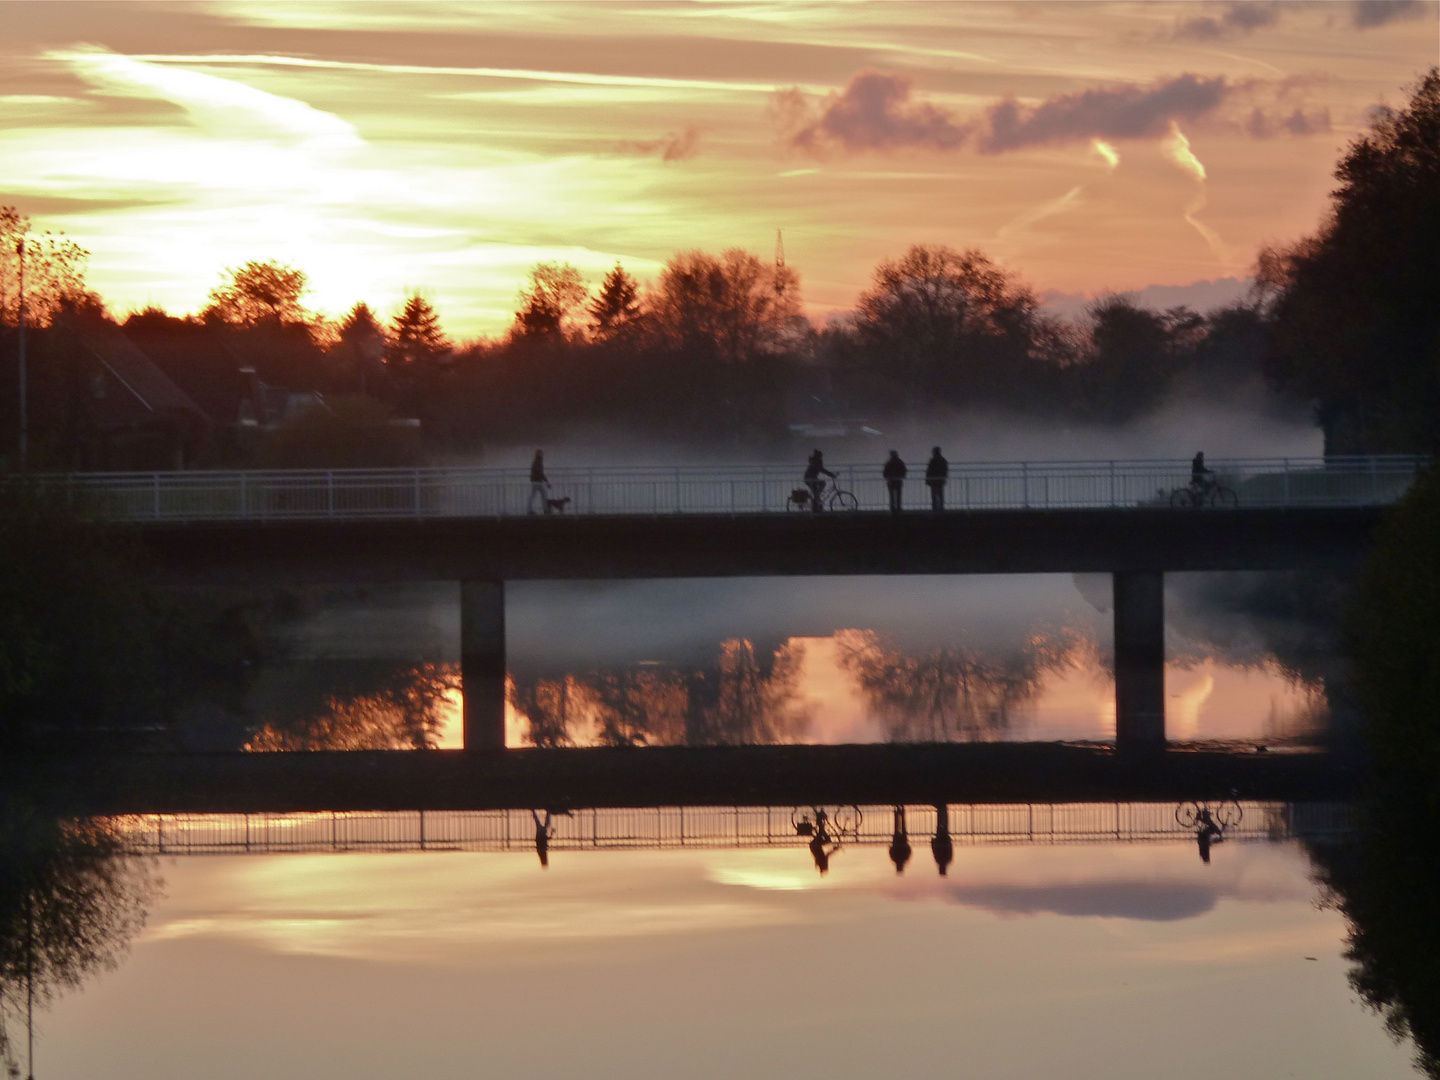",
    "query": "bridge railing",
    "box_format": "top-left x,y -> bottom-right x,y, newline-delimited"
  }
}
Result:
43,455 -> 1427,522
114,801 -> 1353,855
